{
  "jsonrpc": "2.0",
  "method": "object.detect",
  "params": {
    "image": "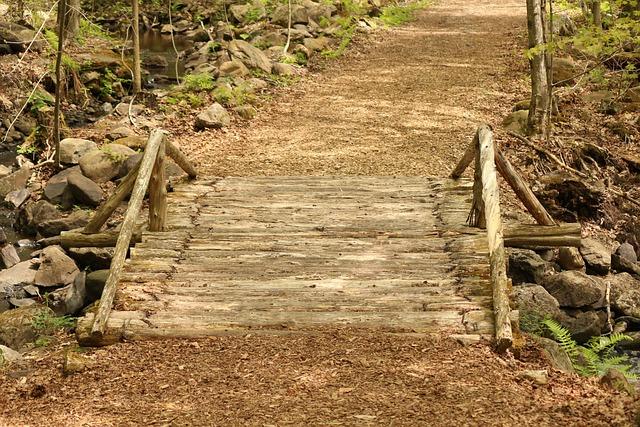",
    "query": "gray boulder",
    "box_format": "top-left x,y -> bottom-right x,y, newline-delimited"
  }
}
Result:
4,188 -> 30,209
59,138 -> 97,165
616,243 -> 637,264
17,200 -> 61,235
508,248 -> 553,284
303,36 -> 331,52
67,173 -> 104,207
272,62 -> 295,76
0,305 -> 54,350
86,269 -> 109,303
271,4 -> 309,25
195,103 -> 231,130
561,310 -> 606,343
553,57 -> 578,85
79,144 -> 137,183
43,166 -> 81,206
533,336 -> 575,373
1,244 -> 20,269
39,210 -> 90,237
105,126 -> 135,141
514,284 -> 562,322
229,39 -> 272,73
0,345 -> 22,365
0,166 -> 30,199
612,253 -> 640,277
218,59 -> 250,77
0,22 -> 43,53
557,247 -> 585,271
543,271 -> 605,308
69,247 -> 114,270
580,238 -> 611,275
609,273 -> 640,308
34,245 -> 79,288
502,110 -> 528,134
0,260 -> 38,289
48,272 -> 86,315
